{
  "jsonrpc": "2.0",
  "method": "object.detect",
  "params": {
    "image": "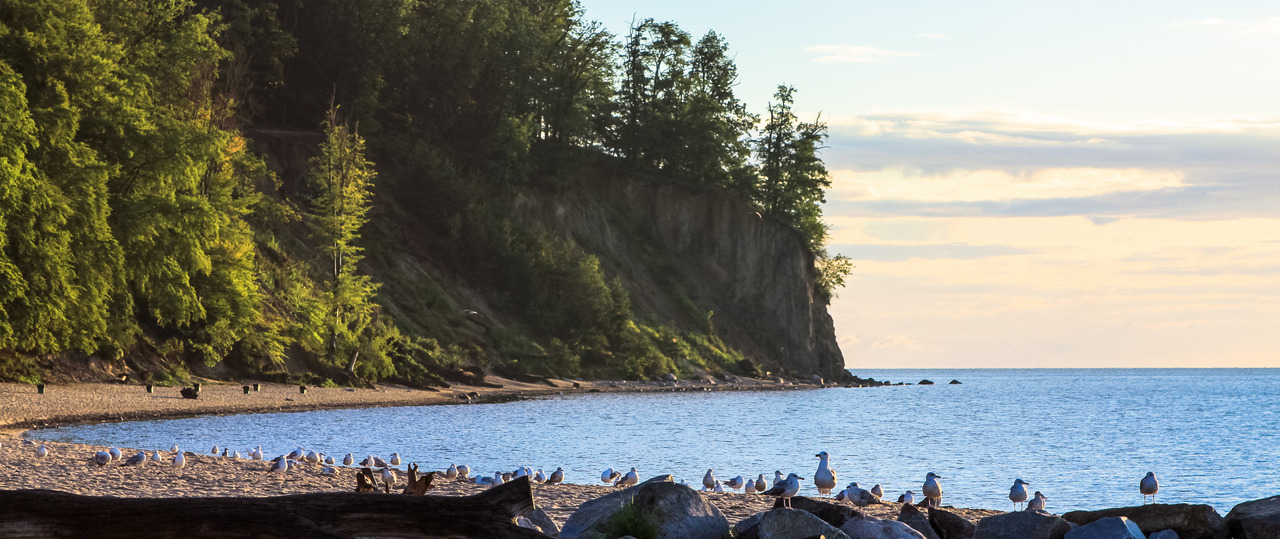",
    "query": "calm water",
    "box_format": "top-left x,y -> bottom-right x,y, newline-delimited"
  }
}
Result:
34,369 -> 1280,513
